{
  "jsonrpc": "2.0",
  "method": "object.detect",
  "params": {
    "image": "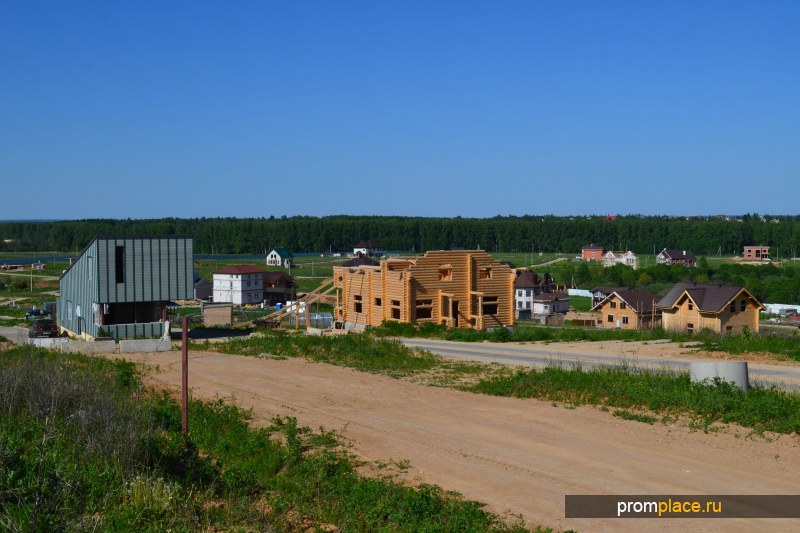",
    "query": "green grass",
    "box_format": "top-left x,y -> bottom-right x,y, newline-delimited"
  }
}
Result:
0,344 -> 537,532
567,296 -> 593,312
468,364 -> 800,434
698,330 -> 800,361
191,330 -> 441,377
369,320 -> 682,344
